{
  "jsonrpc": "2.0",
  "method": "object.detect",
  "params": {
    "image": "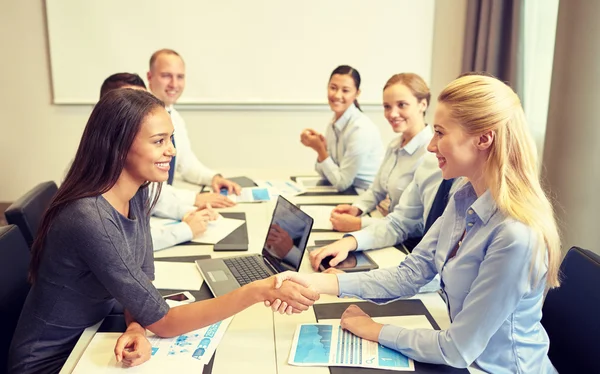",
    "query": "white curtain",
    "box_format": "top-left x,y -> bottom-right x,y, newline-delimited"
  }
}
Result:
522,0 -> 560,161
